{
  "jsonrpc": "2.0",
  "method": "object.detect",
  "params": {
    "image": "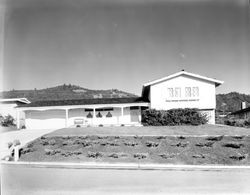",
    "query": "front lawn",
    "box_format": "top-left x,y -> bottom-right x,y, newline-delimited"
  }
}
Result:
19,135 -> 250,165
